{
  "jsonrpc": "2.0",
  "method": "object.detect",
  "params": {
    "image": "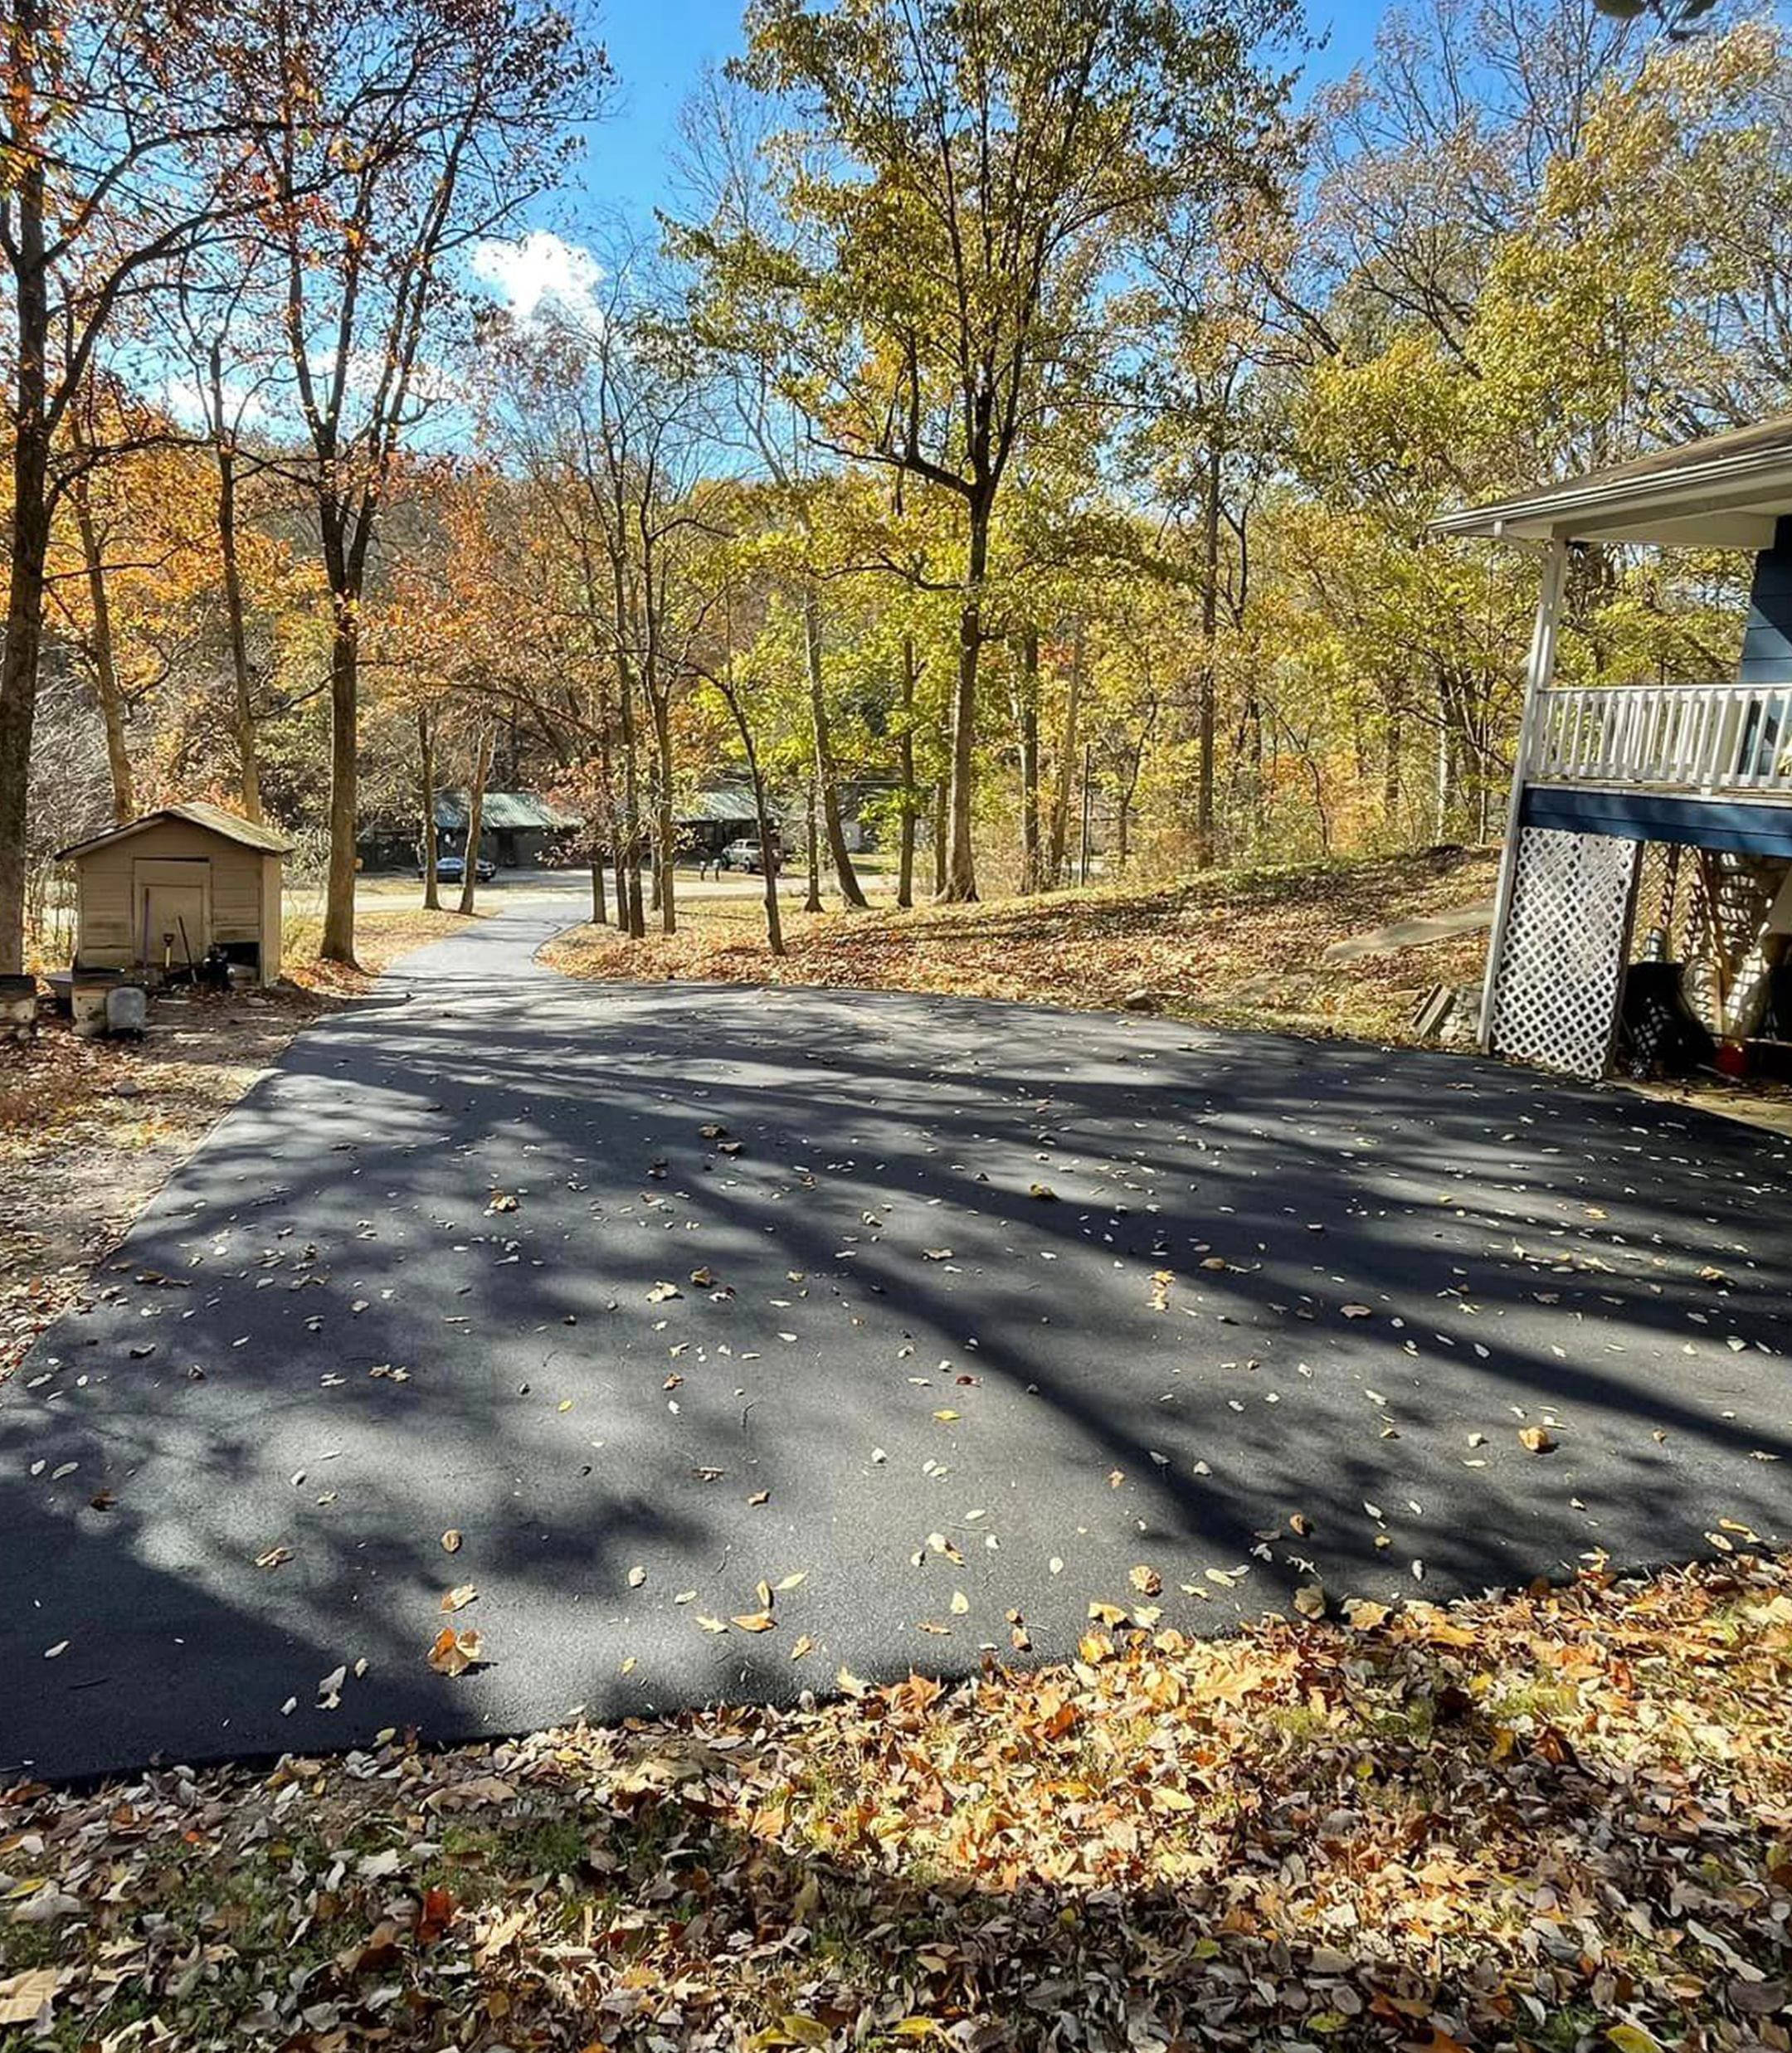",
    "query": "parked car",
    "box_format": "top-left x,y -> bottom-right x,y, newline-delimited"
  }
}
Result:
424,853 -> 497,884
720,837 -> 777,873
